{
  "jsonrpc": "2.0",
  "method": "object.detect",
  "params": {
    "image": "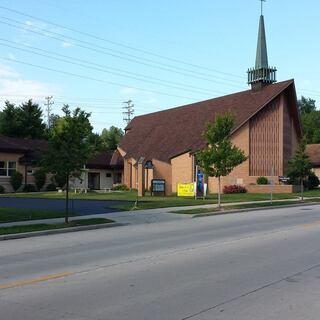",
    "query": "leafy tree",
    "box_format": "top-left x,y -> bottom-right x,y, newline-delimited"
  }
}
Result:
197,113 -> 247,208
286,140 -> 312,201
300,111 -> 320,144
298,96 -> 316,114
18,100 -> 46,139
0,101 -> 20,137
101,126 -> 124,150
43,105 -> 97,223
